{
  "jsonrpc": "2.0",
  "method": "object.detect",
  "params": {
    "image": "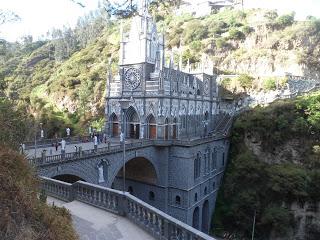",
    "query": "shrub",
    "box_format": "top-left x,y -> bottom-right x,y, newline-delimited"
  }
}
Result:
276,12 -> 295,28
264,77 -> 277,90
242,25 -> 252,35
215,38 -> 227,49
221,78 -> 232,88
237,74 -> 254,90
182,20 -> 208,44
228,28 -> 245,40
264,10 -> 278,21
